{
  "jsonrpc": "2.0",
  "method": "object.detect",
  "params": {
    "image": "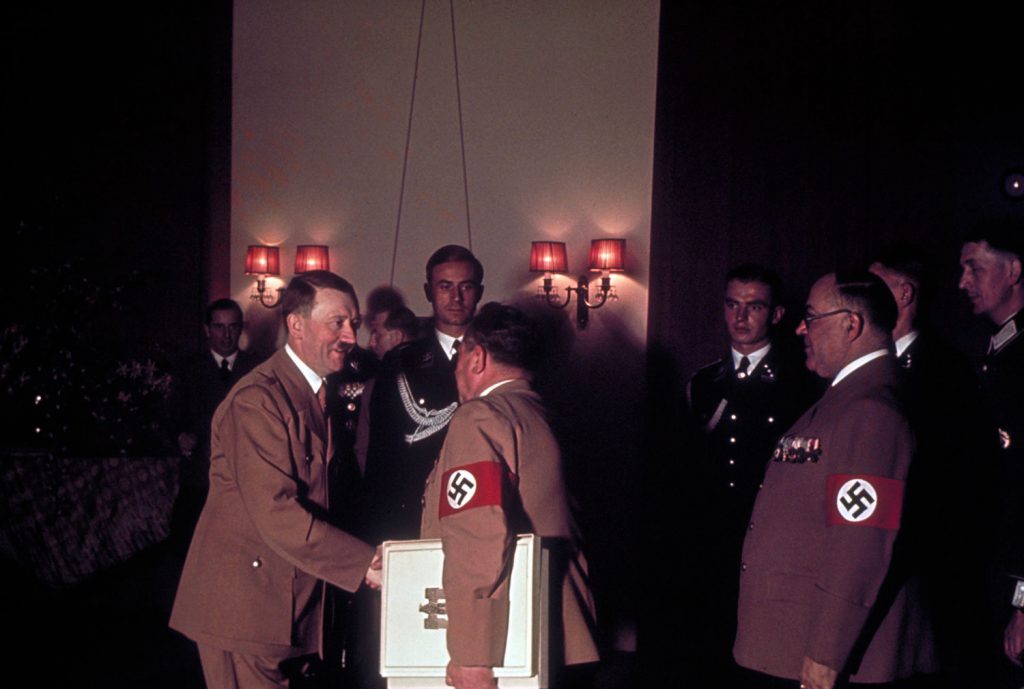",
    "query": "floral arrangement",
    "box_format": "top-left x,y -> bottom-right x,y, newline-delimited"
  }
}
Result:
2,235 -> 177,457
